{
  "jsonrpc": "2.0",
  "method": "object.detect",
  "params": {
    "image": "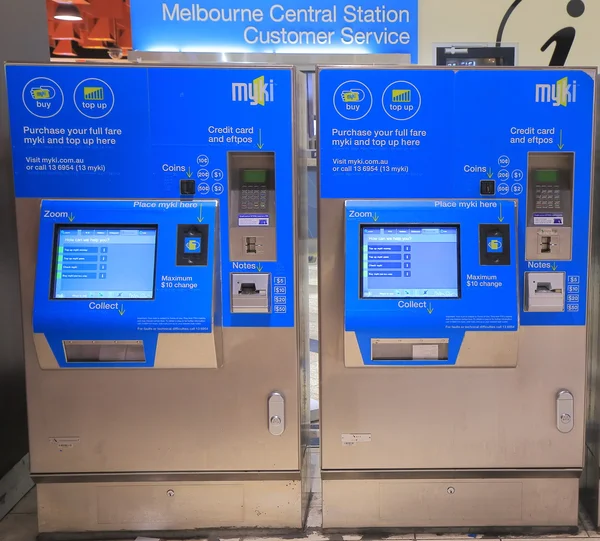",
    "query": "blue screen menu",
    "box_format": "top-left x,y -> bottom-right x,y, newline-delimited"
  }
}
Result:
361,226 -> 460,299
52,226 -> 157,300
